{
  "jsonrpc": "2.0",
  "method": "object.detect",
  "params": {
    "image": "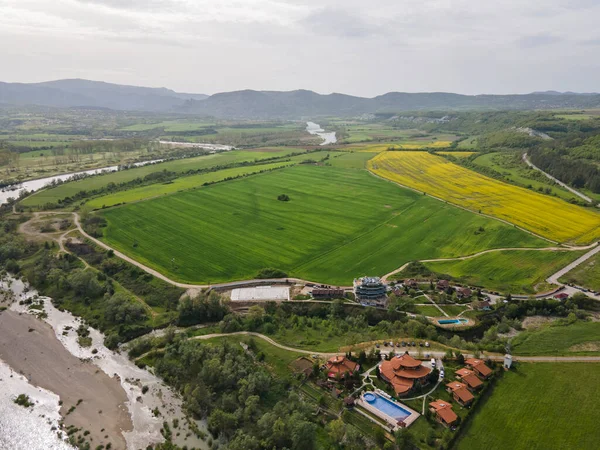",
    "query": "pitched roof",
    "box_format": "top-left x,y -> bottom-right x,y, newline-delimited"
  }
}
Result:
453,386 -> 474,403
430,400 -> 458,424
462,373 -> 484,389
326,356 -> 359,376
392,353 -> 423,369
465,358 -> 492,377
